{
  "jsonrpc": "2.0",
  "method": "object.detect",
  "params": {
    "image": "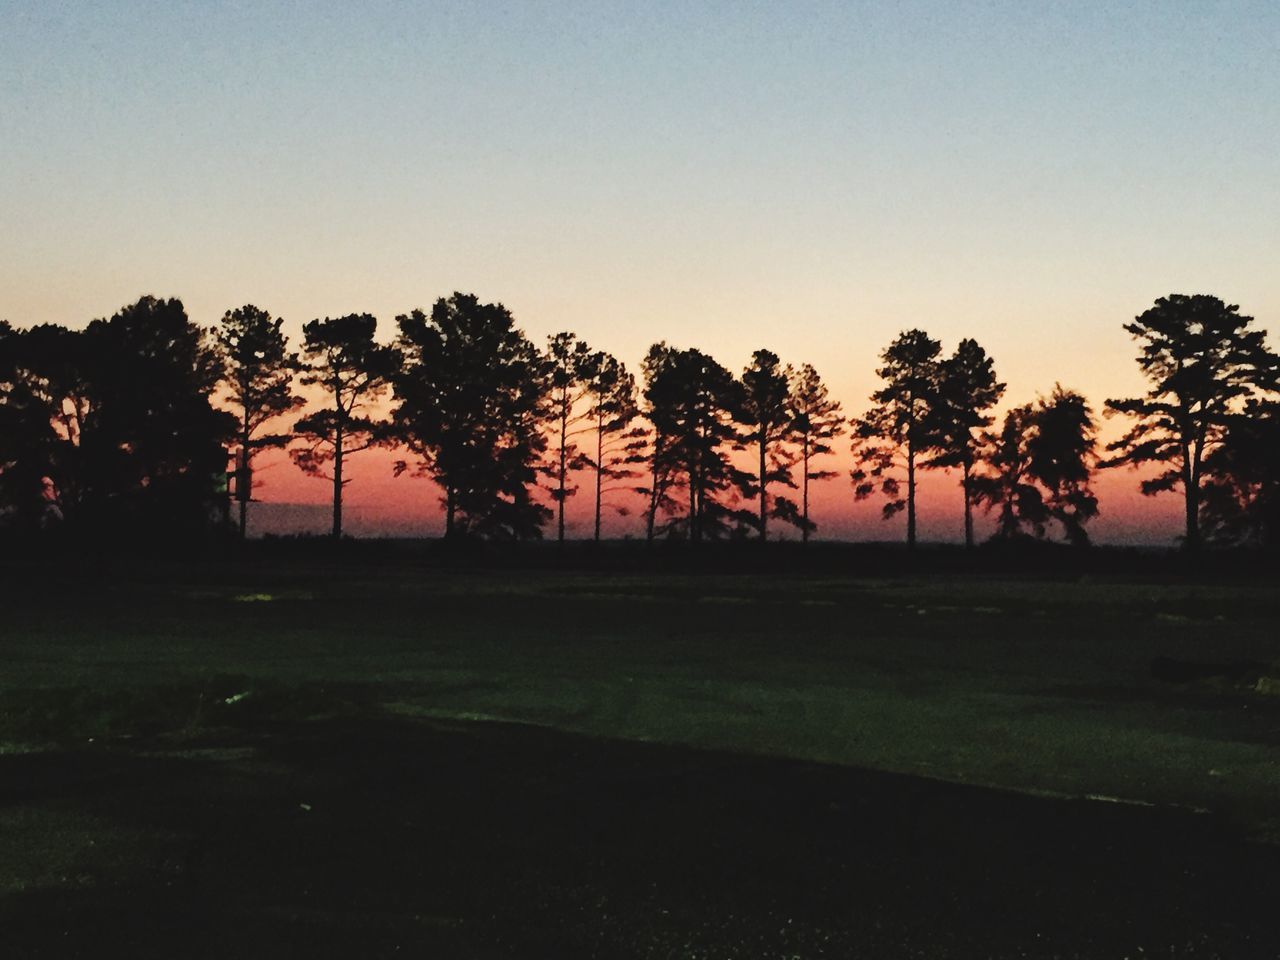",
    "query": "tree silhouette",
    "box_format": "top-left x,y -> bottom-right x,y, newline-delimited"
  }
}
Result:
291,314 -> 398,539
543,332 -> 597,543
91,297 -> 233,538
787,362 -> 844,543
851,330 -> 943,550
582,352 -> 646,541
641,343 -> 747,541
393,294 -> 551,540
3,323 -> 96,527
972,404 -> 1044,540
217,305 -> 303,539
0,322 -> 58,529
638,344 -> 682,542
973,387 -> 1098,544
1029,386 -> 1099,545
1200,399 -> 1280,547
739,349 -> 798,540
1104,294 -> 1278,552
926,339 -> 1005,548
